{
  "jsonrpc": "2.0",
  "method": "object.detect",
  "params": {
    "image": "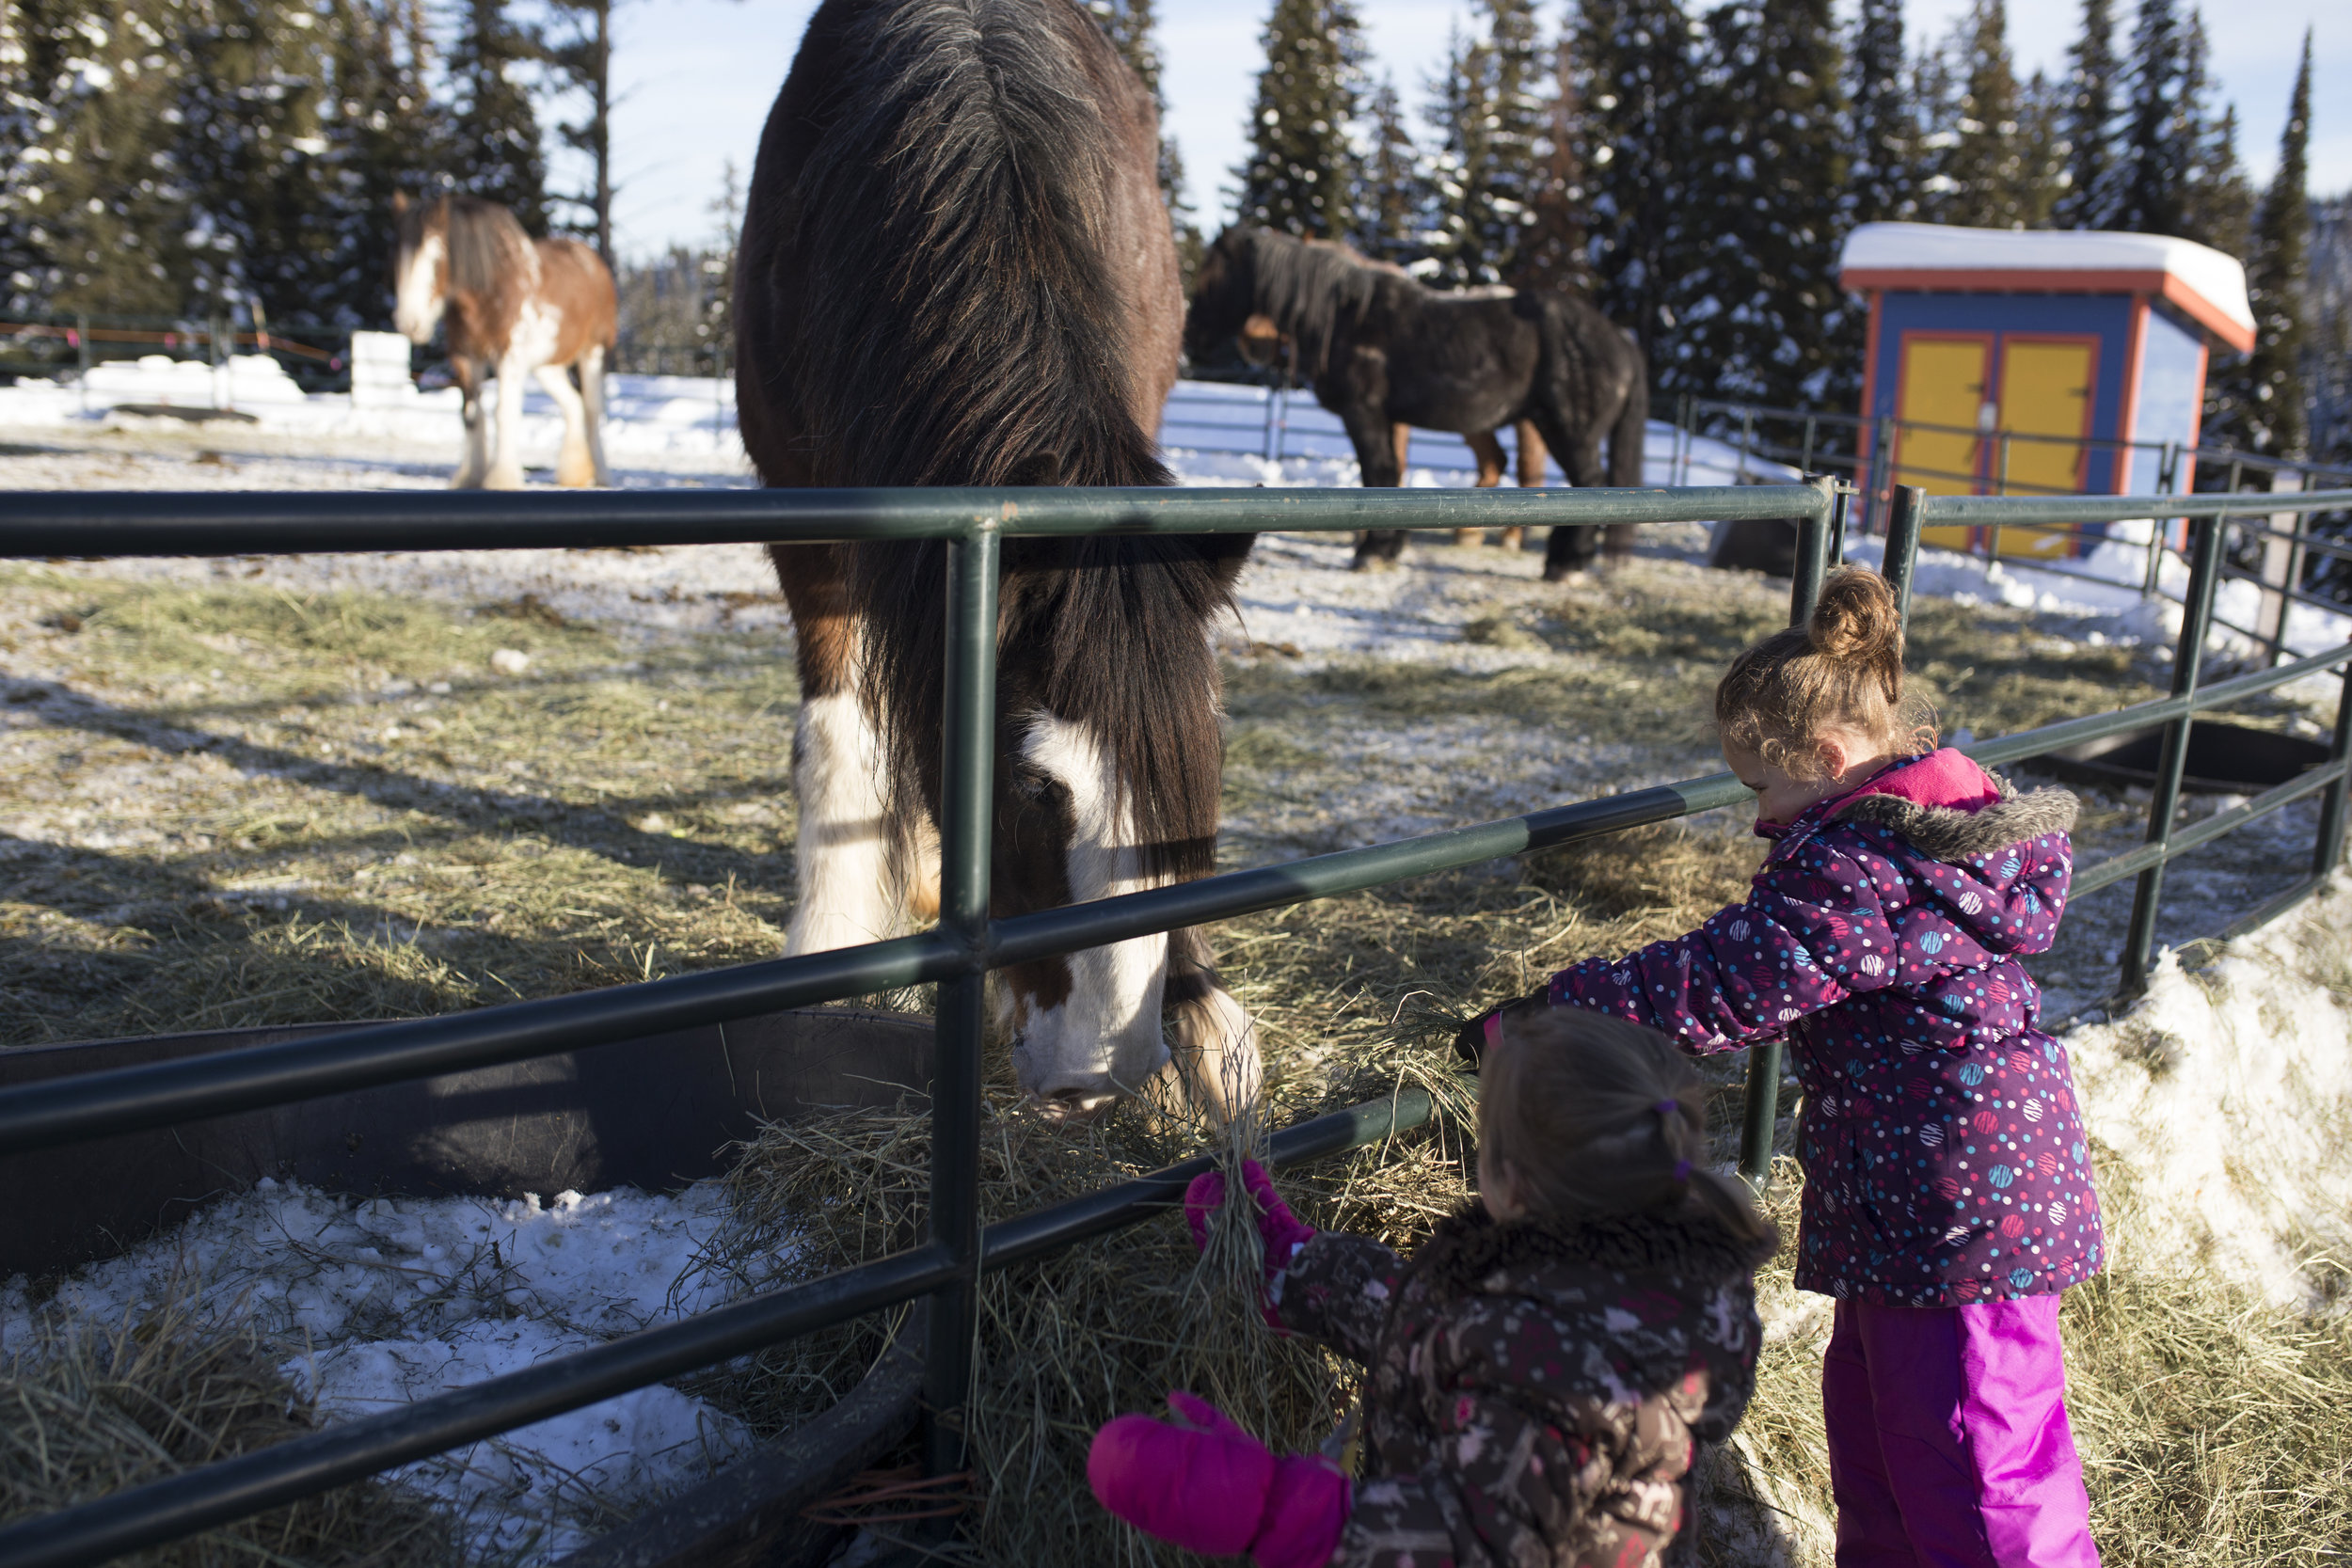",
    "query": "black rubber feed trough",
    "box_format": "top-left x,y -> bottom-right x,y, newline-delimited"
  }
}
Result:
2040,721 -> 2330,797
0,1006 -> 936,1568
